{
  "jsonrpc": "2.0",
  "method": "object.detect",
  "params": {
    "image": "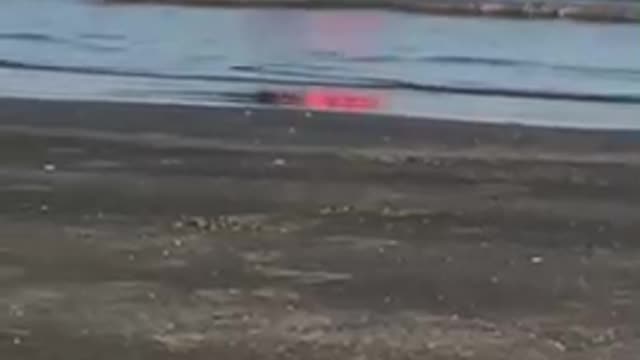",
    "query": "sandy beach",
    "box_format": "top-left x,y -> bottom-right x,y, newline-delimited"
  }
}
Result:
1,98 -> 640,359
